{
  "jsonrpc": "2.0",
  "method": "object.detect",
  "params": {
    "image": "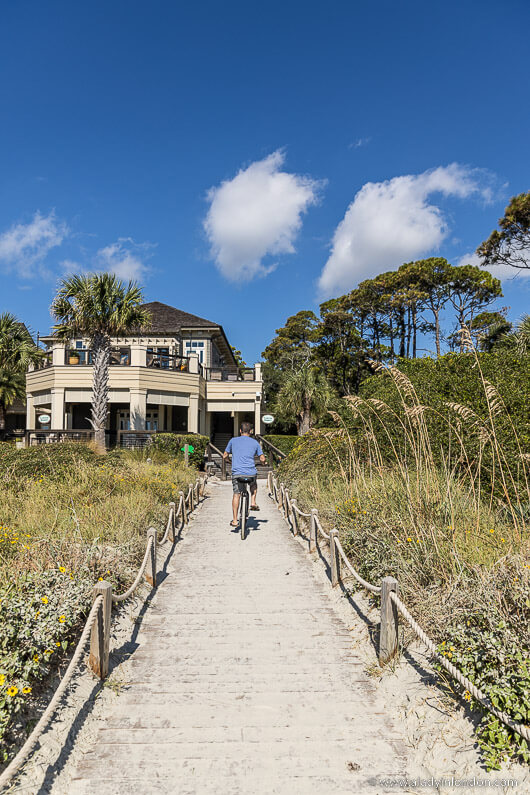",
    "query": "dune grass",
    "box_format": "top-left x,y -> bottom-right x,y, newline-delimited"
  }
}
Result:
0,442 -> 195,765
278,350 -> 529,770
